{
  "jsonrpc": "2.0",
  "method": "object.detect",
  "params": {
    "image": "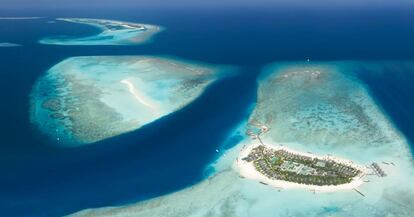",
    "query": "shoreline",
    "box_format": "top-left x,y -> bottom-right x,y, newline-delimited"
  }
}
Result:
235,142 -> 367,192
